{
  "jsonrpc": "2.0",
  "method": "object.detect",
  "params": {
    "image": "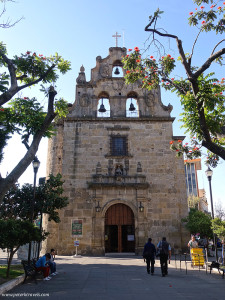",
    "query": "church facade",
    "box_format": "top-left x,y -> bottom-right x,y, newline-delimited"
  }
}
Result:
43,47 -> 188,256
